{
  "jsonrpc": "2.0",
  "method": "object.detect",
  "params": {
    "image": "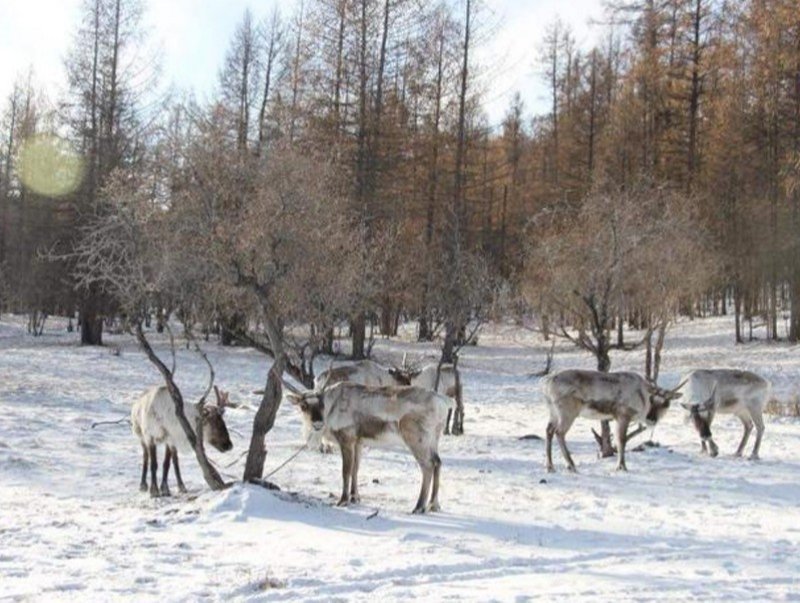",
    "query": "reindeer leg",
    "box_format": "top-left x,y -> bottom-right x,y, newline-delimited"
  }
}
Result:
139,443 -> 149,492
427,452 -> 442,512
443,409 -> 453,435
171,447 -> 187,493
350,439 -> 362,503
750,408 -> 765,460
413,461 -> 433,514
554,413 -> 578,472
555,430 -> 576,472
545,421 -> 556,473
160,446 -> 172,497
337,436 -> 354,507
148,443 -> 159,498
400,418 -> 433,513
735,415 -> 753,457
615,416 -> 630,472
700,440 -> 708,455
